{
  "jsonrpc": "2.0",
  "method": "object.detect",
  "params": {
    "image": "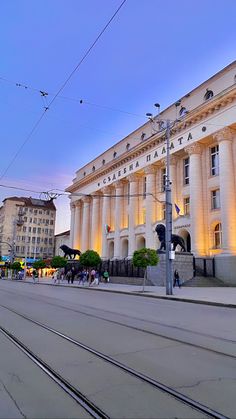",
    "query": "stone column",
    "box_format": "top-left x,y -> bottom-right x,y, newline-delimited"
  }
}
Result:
213,128 -> 236,253
81,196 -> 91,252
128,174 -> 140,257
101,187 -> 111,259
185,143 -> 205,256
169,156 -> 177,214
144,166 -> 156,249
73,200 -> 82,249
113,181 -> 124,259
90,193 -> 101,254
69,203 -> 76,247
